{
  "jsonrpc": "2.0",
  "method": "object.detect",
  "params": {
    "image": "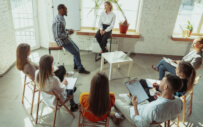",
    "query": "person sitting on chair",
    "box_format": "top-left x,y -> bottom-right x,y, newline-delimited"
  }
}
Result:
35,55 -> 78,111
16,43 -> 66,82
111,74 -> 183,127
152,37 -> 203,80
79,72 -> 115,122
95,1 -> 116,54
